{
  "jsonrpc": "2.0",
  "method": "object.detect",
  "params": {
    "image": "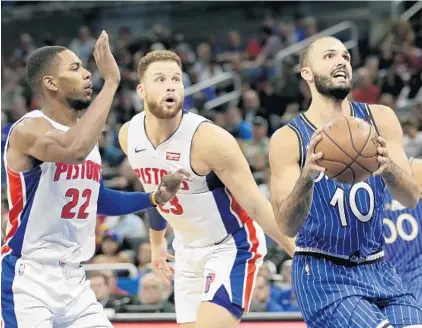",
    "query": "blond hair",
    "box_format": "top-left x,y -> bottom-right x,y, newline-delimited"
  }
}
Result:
137,50 -> 182,81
